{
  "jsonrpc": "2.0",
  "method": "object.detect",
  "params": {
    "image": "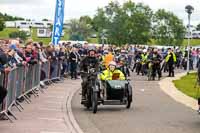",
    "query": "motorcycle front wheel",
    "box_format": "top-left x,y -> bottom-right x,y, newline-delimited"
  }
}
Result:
92,91 -> 98,113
